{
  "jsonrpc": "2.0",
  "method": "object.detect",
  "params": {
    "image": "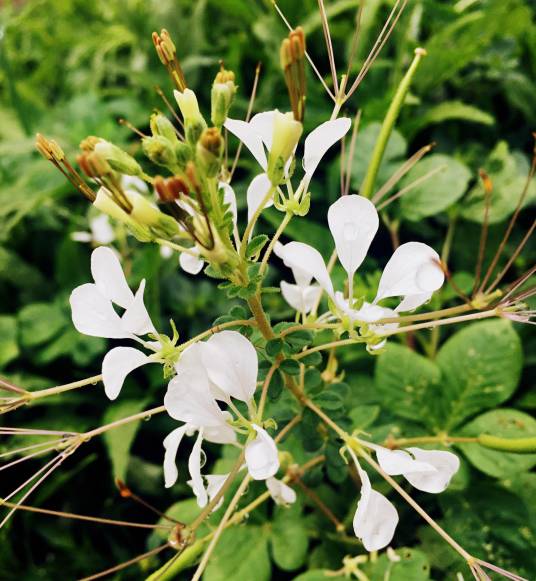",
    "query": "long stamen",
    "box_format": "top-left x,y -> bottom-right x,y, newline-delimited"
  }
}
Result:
317,0 -> 339,95
116,479 -> 183,525
472,169 -> 493,296
343,109 -> 362,196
